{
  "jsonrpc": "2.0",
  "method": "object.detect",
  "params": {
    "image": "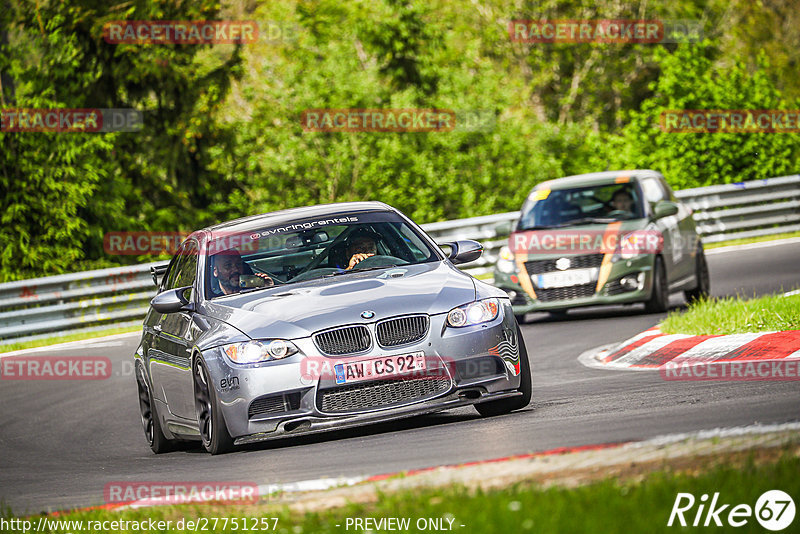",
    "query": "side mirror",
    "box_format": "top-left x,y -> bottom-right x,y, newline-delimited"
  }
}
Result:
442,240 -> 484,265
151,287 -> 192,314
654,201 -> 679,219
494,221 -> 513,236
